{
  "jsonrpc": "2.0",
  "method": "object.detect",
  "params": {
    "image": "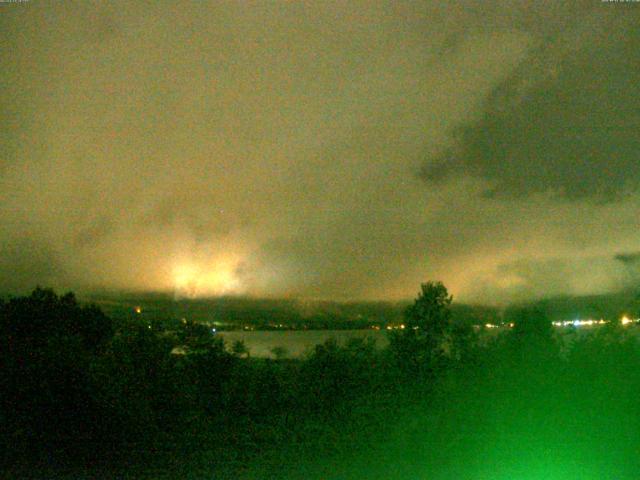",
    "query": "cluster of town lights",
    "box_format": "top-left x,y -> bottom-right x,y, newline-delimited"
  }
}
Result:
551,316 -> 639,327
134,306 -> 638,331
552,319 -> 607,327
480,316 -> 639,329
